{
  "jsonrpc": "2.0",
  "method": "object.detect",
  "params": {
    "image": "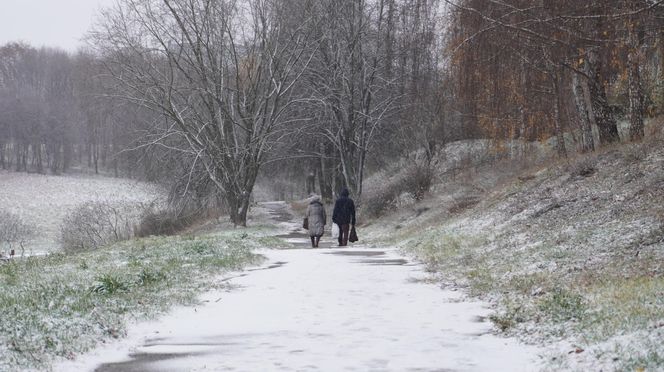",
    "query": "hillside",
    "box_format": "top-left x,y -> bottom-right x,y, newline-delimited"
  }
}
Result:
363,140 -> 664,370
